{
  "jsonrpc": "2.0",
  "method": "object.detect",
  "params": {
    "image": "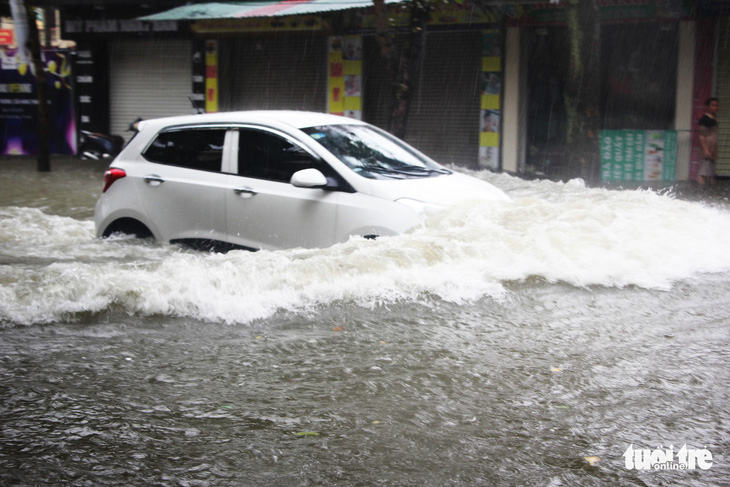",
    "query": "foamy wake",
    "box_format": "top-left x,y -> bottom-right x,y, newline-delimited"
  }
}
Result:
3,173 -> 730,325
